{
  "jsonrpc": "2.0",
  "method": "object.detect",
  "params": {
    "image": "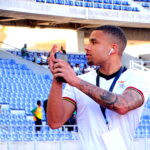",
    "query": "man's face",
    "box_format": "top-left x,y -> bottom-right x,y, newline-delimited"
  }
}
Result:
85,30 -> 113,66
